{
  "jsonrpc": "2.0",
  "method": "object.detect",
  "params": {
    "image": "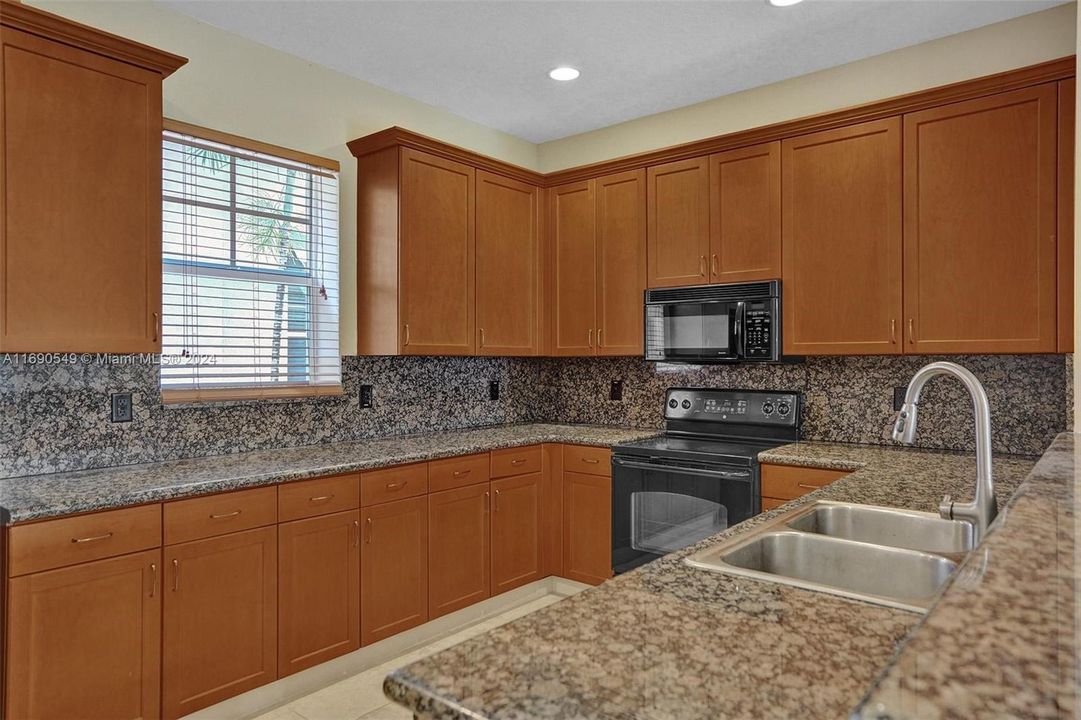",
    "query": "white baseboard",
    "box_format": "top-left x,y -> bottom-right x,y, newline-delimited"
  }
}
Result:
184,576 -> 592,720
